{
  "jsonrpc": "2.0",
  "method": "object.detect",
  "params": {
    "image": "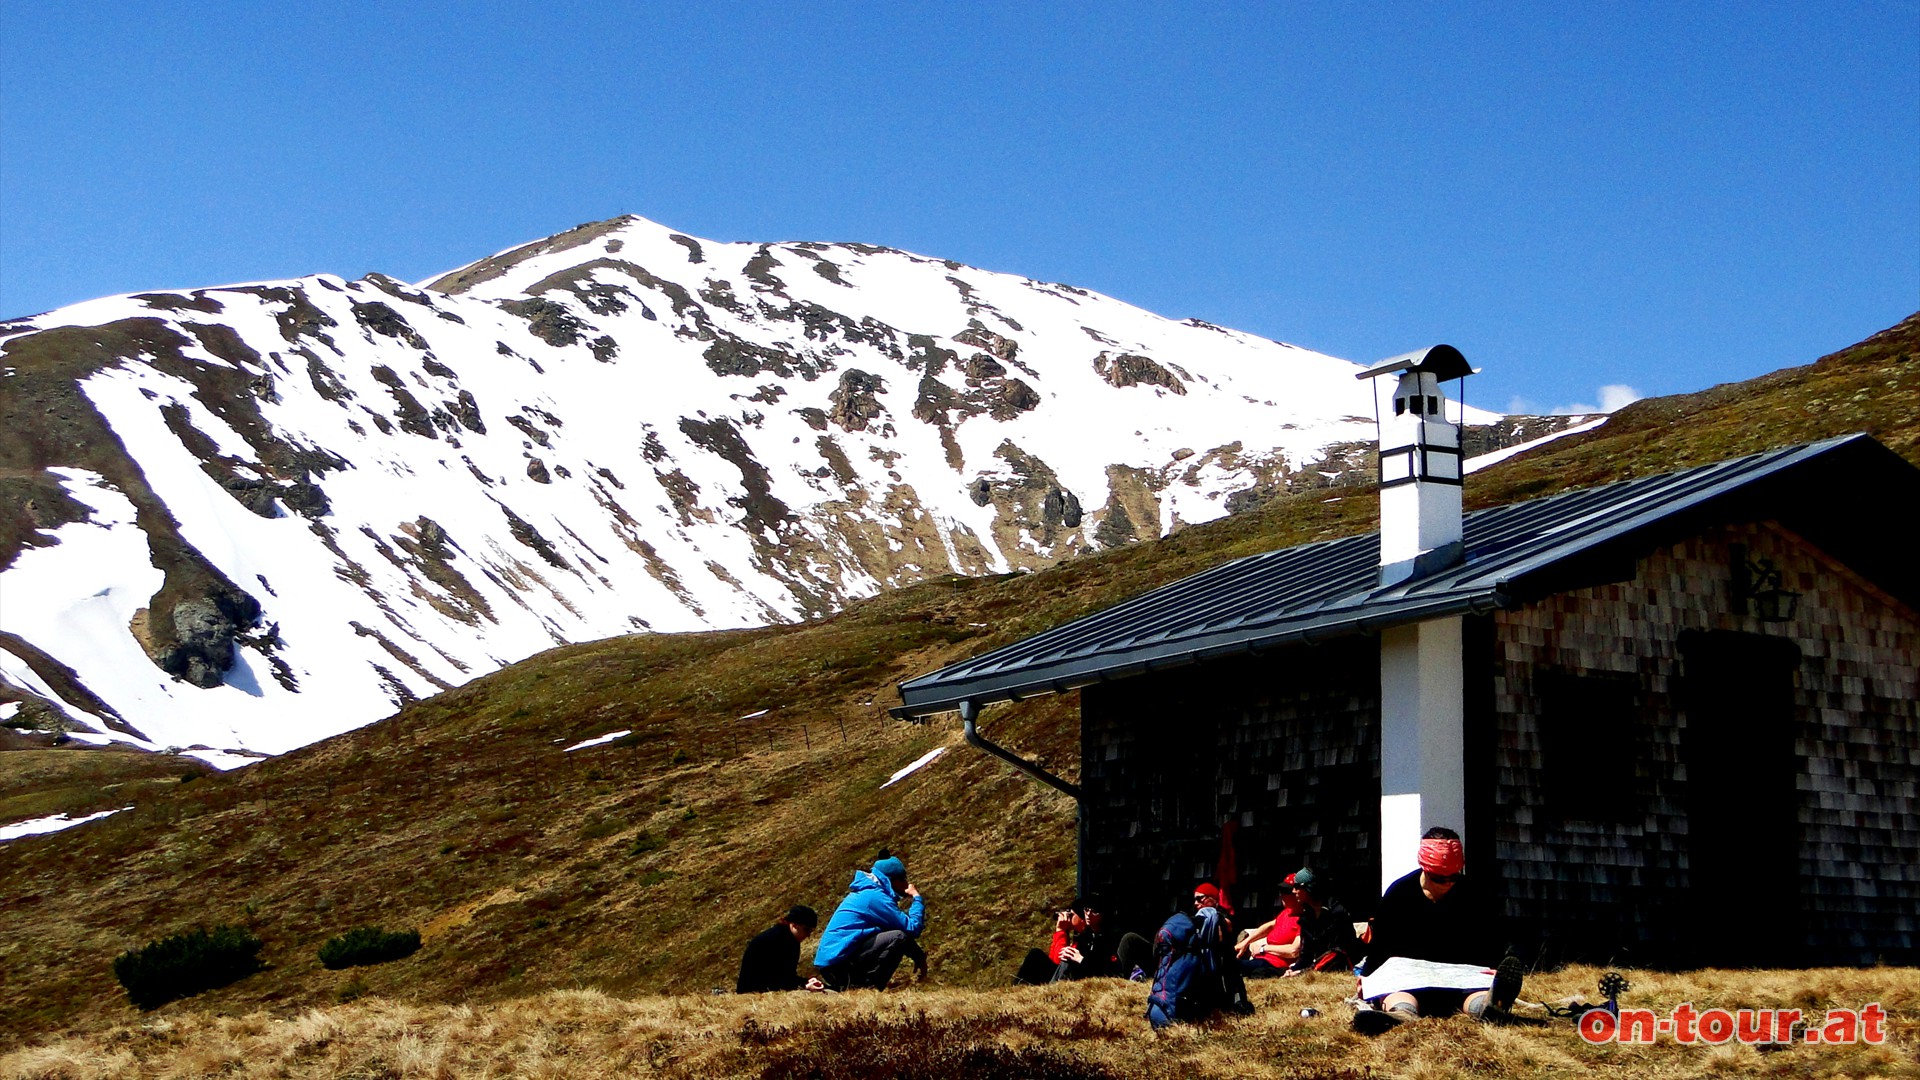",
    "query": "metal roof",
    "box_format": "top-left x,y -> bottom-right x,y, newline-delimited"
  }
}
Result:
894,434 -> 1912,717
